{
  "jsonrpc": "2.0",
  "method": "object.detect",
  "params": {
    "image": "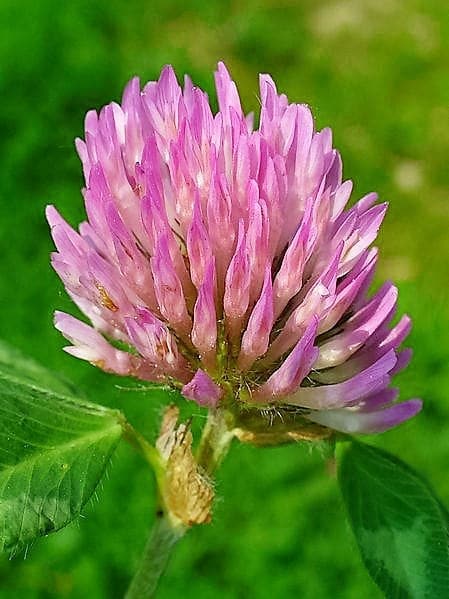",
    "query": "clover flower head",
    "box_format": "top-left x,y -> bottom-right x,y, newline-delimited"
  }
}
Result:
47,62 -> 421,435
